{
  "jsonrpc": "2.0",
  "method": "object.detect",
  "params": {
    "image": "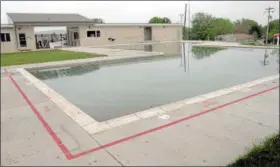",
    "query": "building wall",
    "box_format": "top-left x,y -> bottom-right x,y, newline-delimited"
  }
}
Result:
1,24 -> 182,53
15,25 -> 36,51
79,25 -> 144,46
79,25 -> 182,47
152,26 -> 182,42
1,27 -> 17,53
